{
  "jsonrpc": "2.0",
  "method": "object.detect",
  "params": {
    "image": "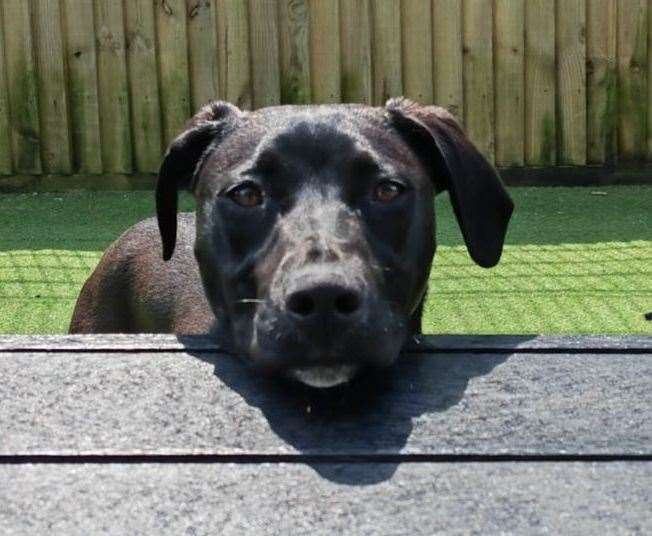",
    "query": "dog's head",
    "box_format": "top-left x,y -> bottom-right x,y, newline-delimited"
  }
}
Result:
157,99 -> 513,387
